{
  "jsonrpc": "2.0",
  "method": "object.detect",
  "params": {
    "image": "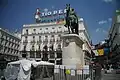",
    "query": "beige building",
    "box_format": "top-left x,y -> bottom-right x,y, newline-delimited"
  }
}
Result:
20,18 -> 92,65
